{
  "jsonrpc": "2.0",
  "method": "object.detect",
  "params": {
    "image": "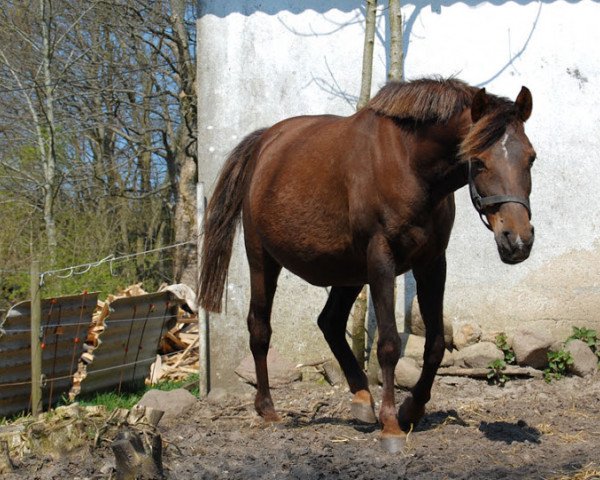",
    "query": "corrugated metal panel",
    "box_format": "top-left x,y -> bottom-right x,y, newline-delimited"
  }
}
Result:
0,292 -> 99,418
79,292 -> 182,395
